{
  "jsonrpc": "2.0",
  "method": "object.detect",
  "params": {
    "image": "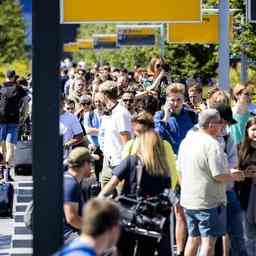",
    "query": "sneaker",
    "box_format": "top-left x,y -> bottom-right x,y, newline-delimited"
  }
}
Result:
4,168 -> 14,182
